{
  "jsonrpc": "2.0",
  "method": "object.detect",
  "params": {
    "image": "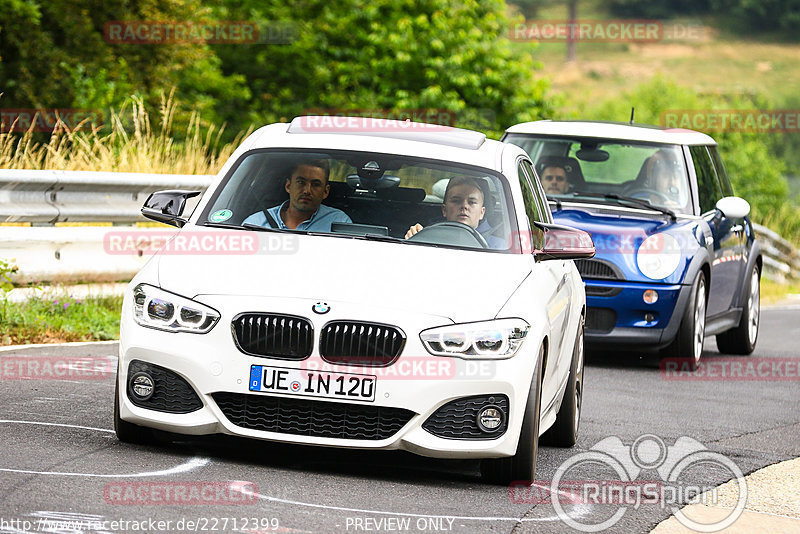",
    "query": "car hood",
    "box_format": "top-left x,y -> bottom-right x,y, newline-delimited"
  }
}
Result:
552,205 -> 702,284
155,229 -> 531,323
